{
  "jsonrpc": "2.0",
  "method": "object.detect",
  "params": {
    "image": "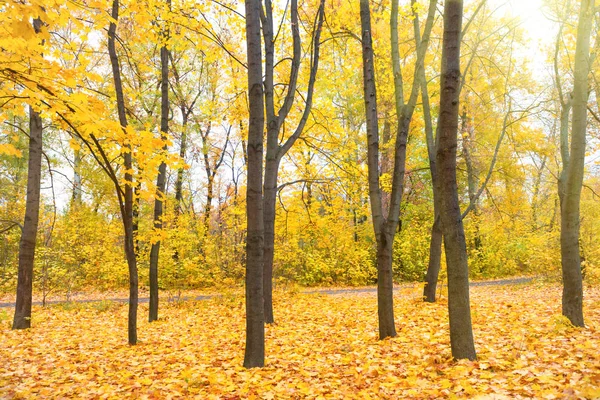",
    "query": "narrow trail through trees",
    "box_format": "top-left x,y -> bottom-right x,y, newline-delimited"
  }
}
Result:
0,277 -> 535,309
